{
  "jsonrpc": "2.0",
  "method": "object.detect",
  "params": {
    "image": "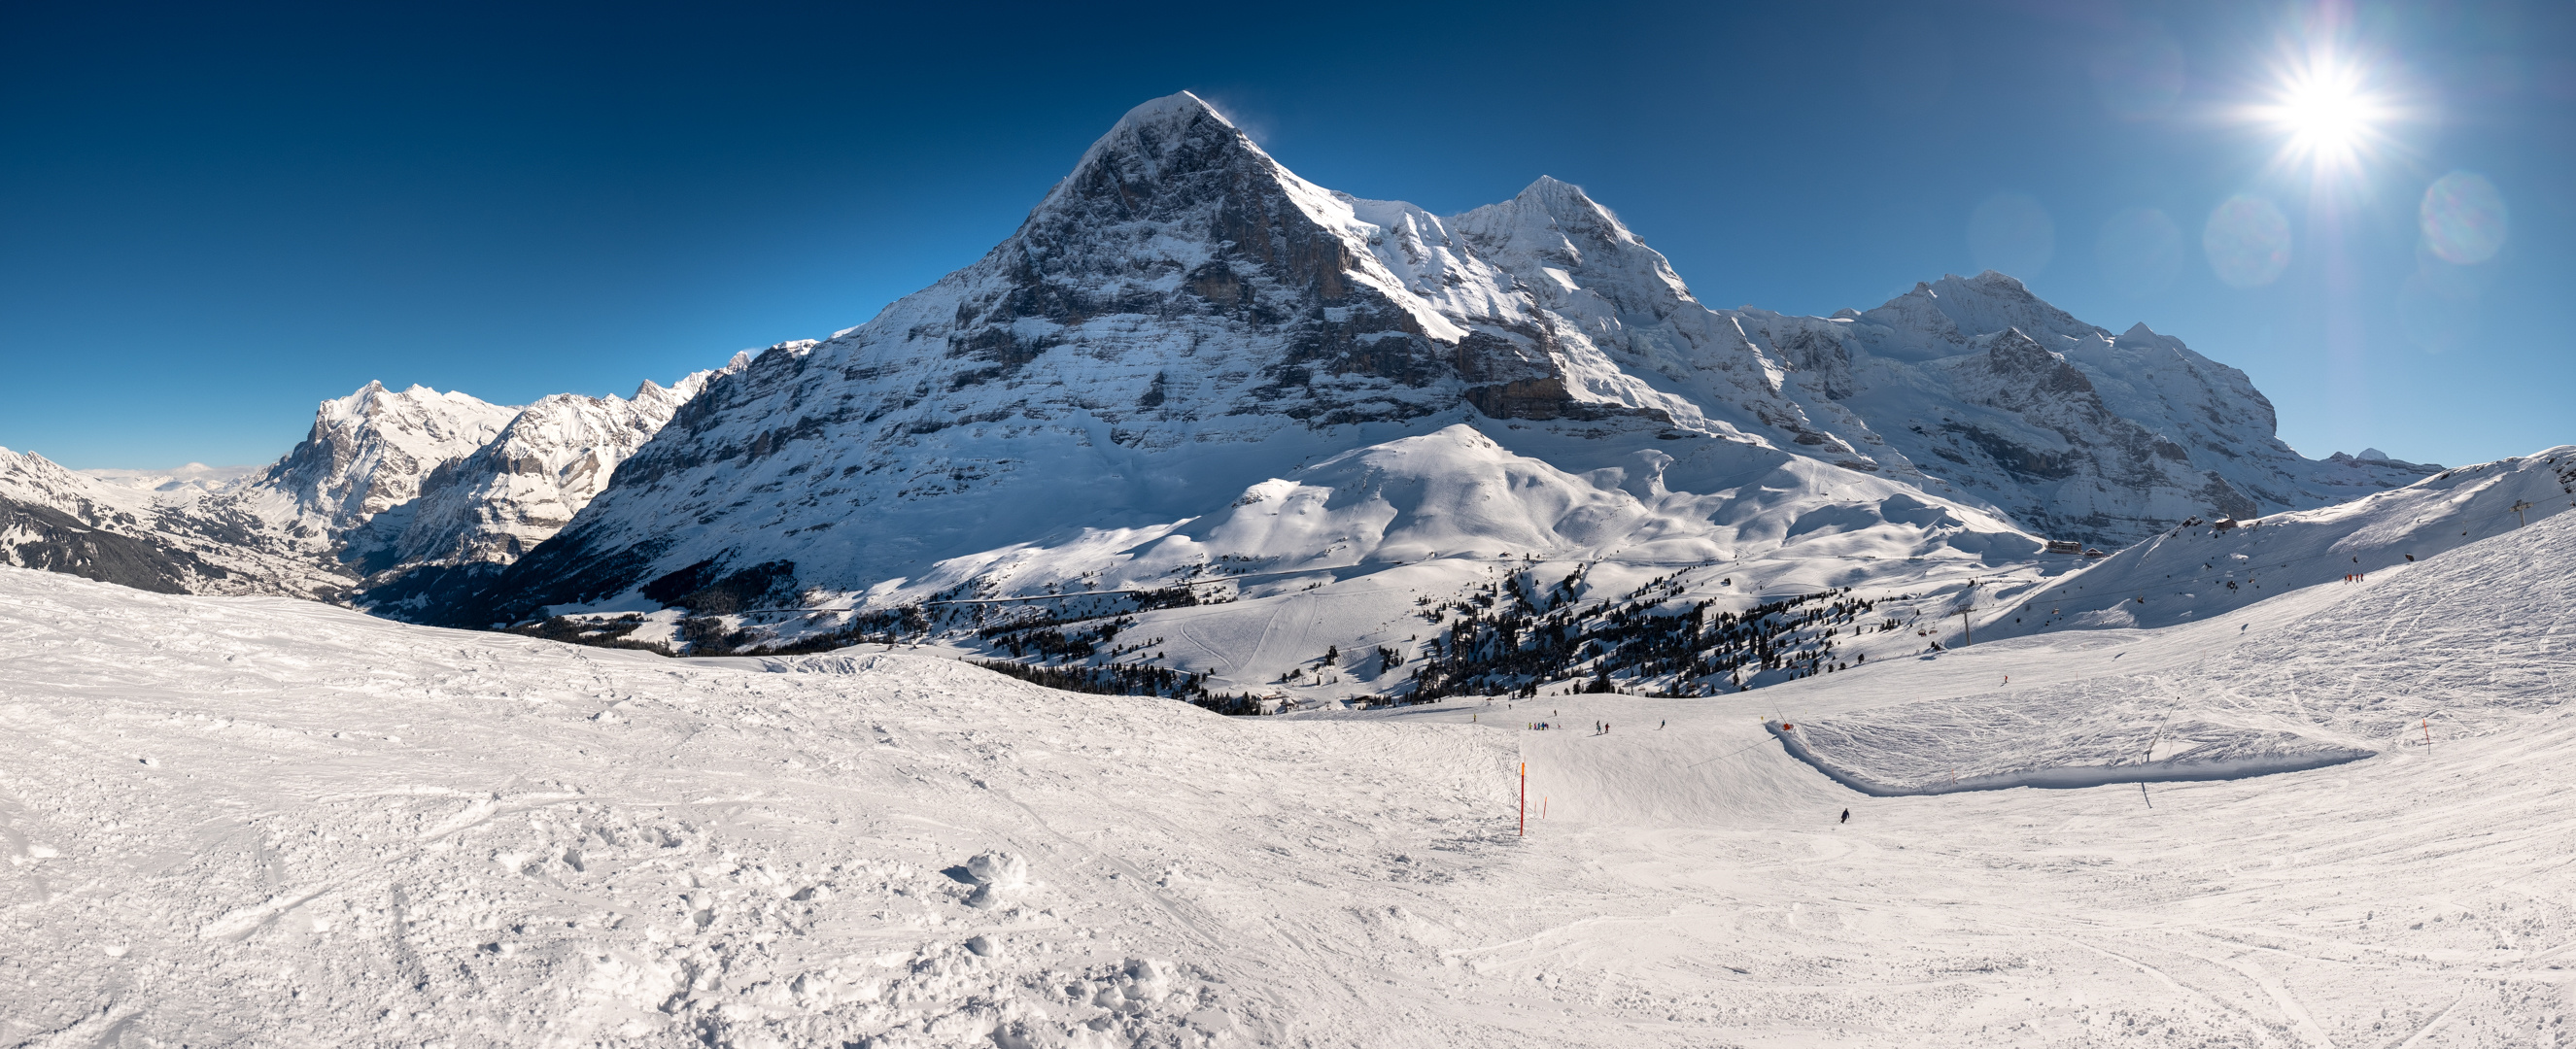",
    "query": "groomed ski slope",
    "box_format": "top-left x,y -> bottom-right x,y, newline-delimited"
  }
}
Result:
3,504 -> 2572,1047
